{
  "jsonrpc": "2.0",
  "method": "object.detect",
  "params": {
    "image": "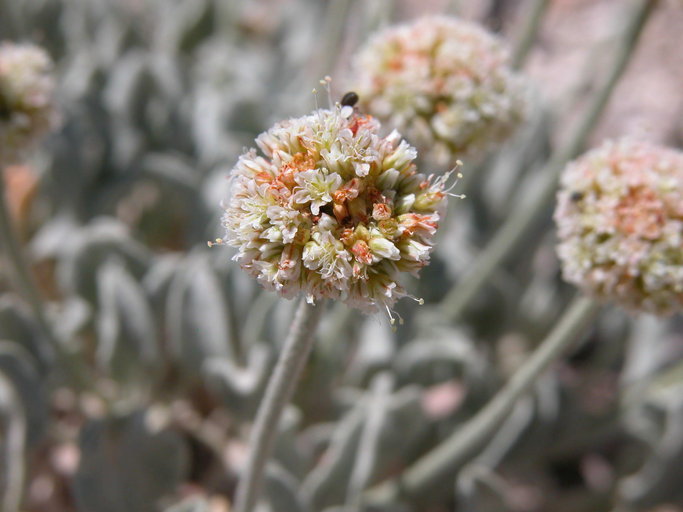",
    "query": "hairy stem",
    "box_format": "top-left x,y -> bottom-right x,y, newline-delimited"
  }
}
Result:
234,298 -> 325,512
438,0 -> 656,323
364,296 -> 598,506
